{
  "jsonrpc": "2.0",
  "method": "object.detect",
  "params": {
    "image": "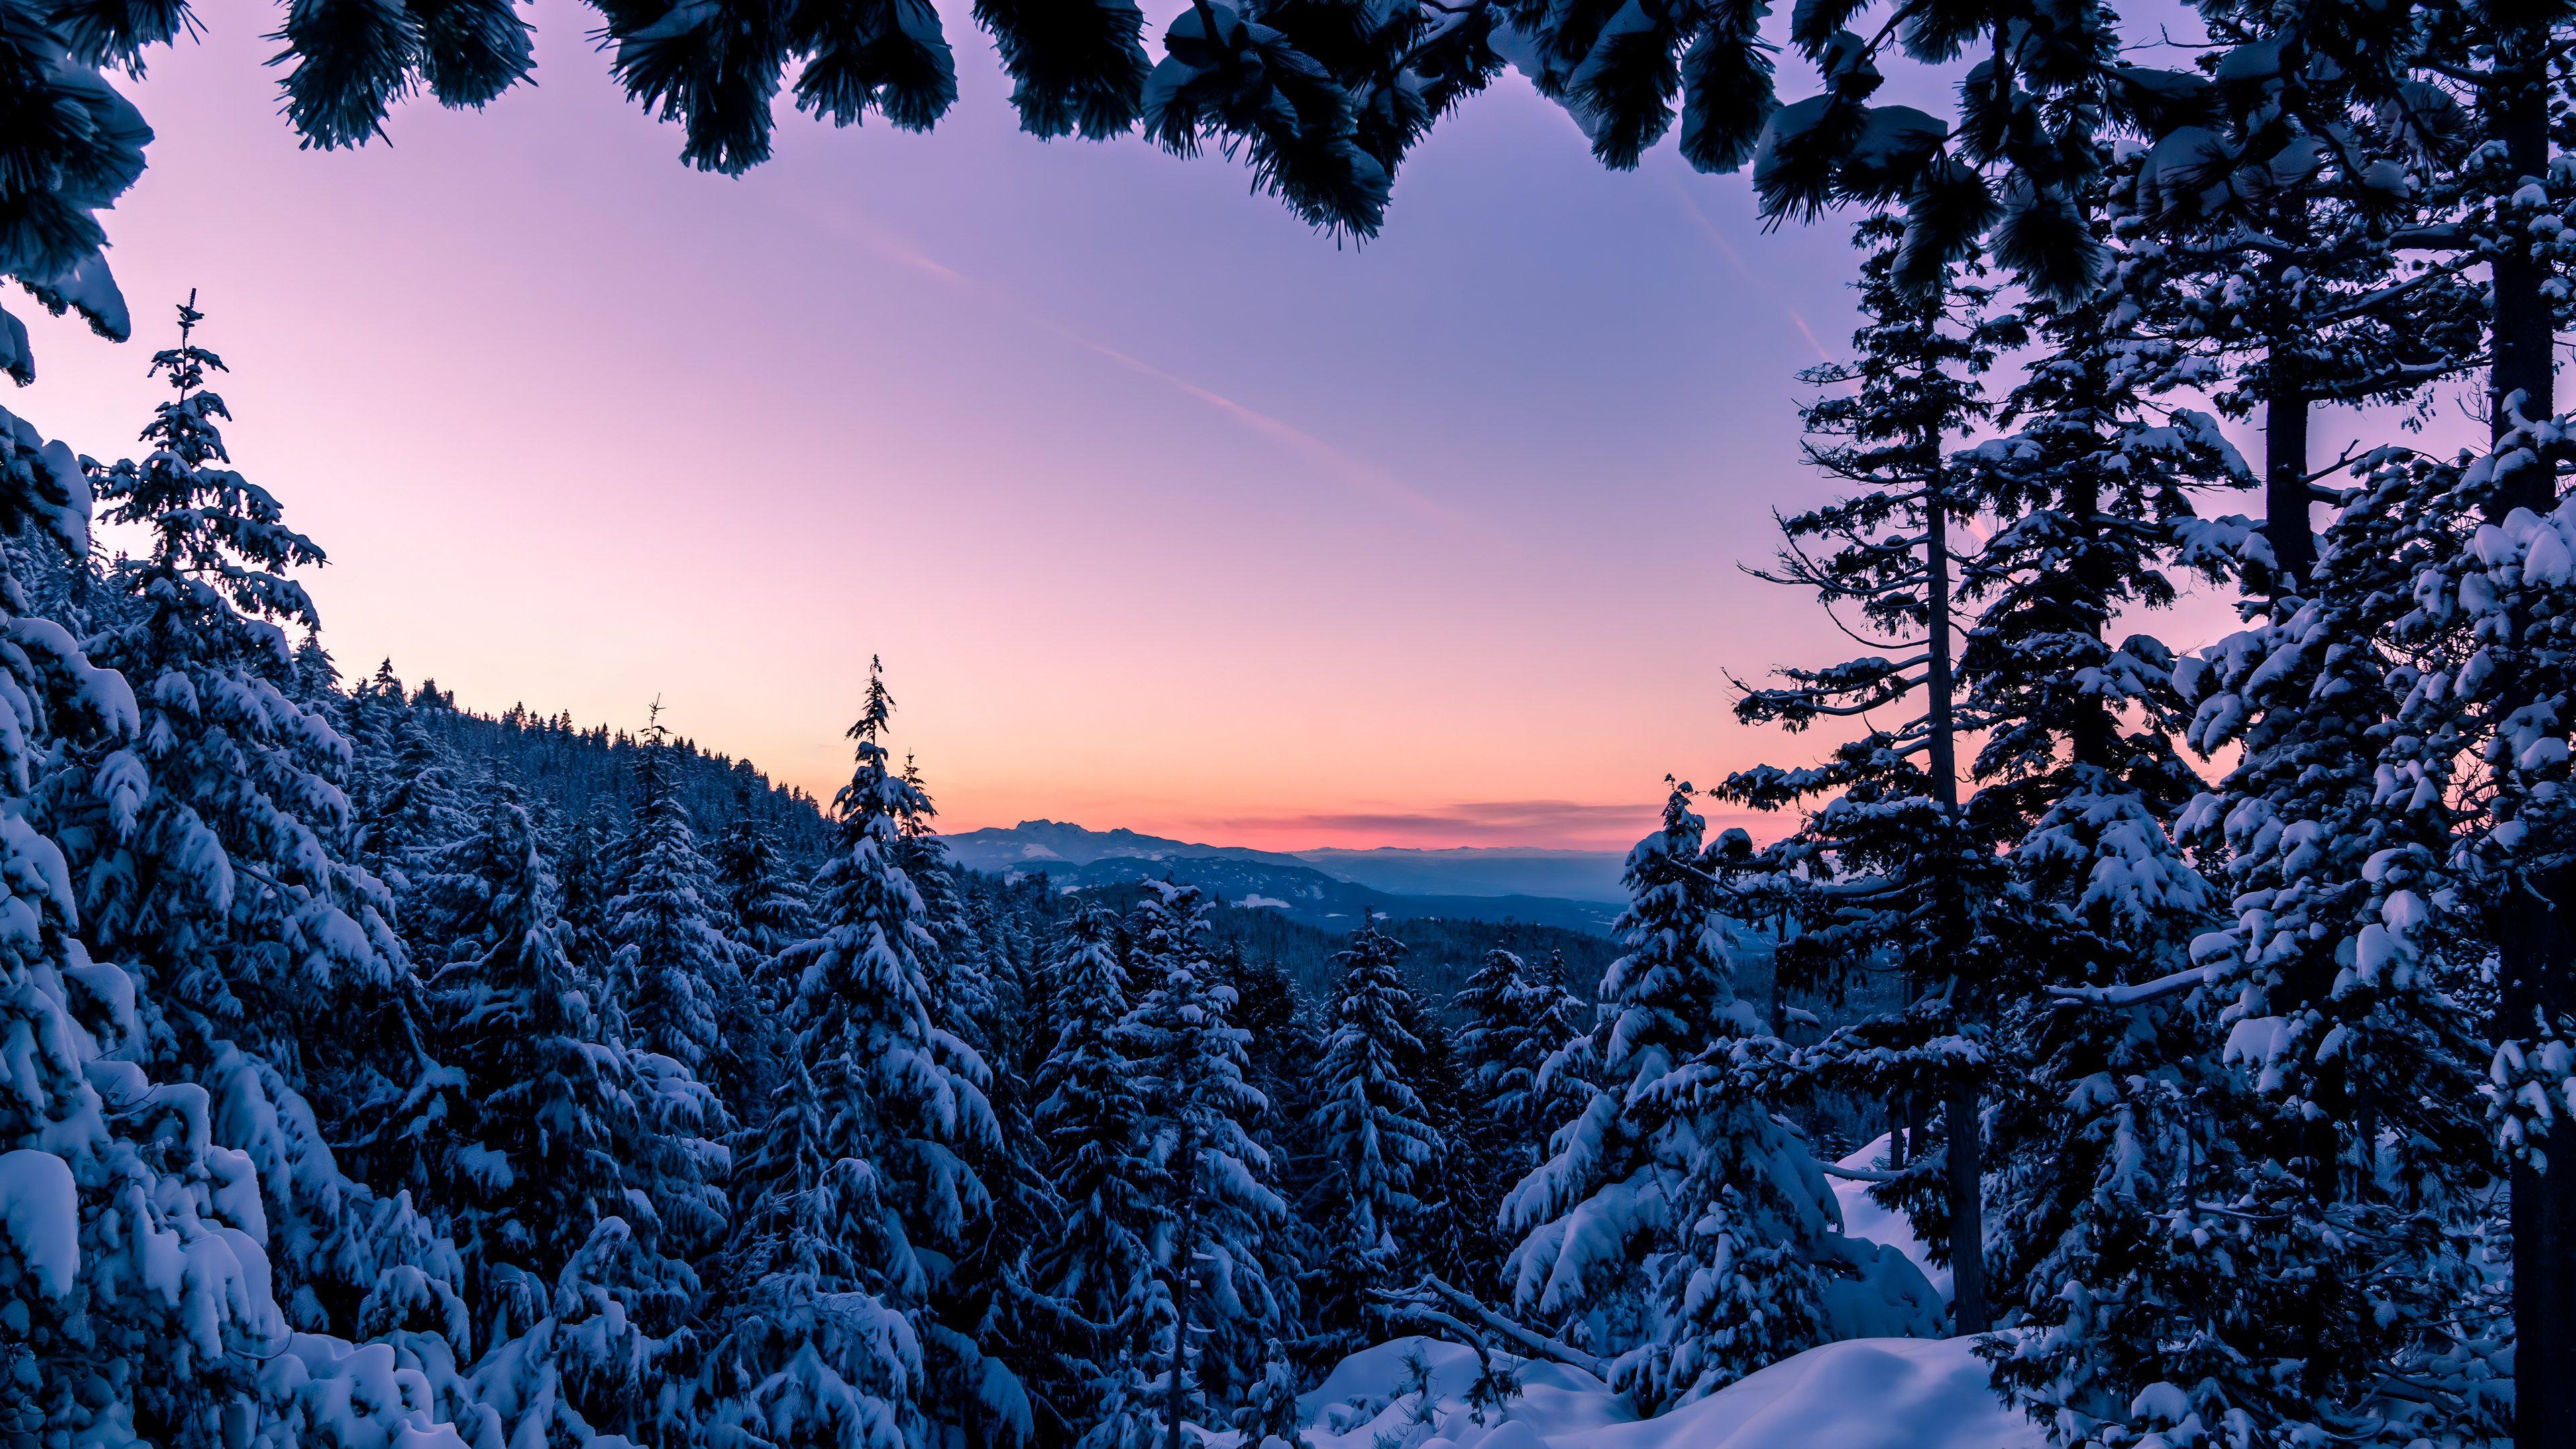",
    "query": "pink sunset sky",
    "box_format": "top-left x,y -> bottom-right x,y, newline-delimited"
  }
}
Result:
13,1 -> 2427,852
